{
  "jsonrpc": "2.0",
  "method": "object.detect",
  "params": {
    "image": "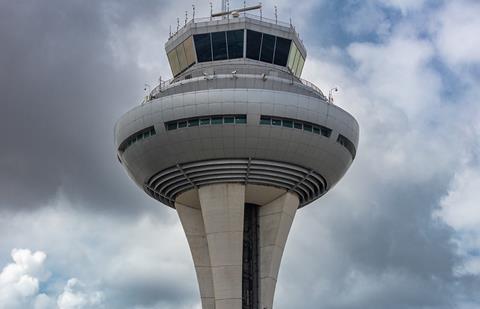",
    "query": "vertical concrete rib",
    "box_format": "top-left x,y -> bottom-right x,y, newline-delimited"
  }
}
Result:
258,192 -> 299,309
176,202 -> 215,309
199,184 -> 246,309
